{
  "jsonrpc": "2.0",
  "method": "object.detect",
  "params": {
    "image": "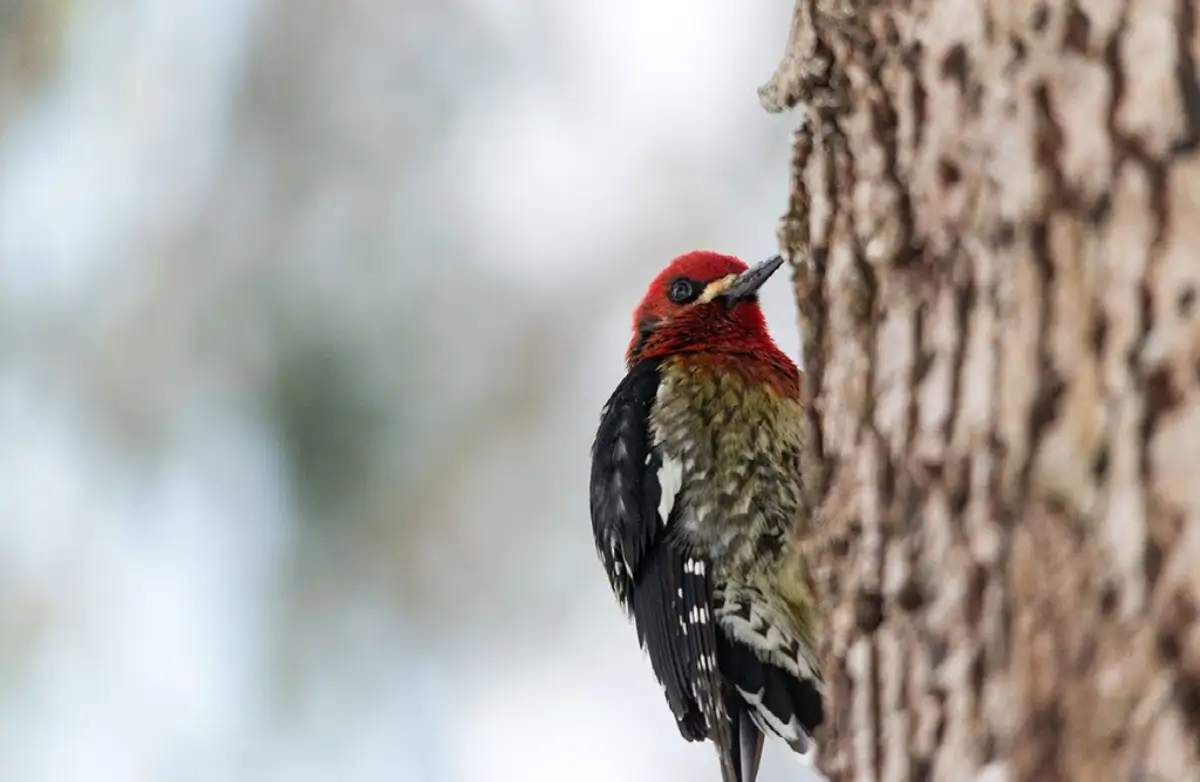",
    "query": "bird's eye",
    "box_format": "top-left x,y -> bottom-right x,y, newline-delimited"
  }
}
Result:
668,278 -> 696,304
